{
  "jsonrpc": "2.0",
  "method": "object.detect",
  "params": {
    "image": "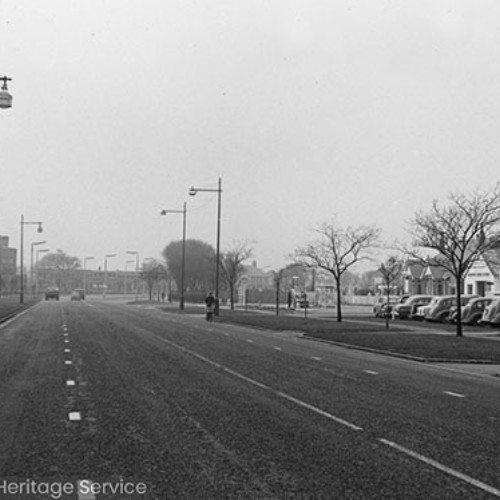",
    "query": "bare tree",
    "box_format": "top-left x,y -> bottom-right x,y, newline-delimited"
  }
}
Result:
378,256 -> 404,329
294,219 -> 380,322
407,183 -> 500,337
220,240 -> 254,310
140,260 -> 167,301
